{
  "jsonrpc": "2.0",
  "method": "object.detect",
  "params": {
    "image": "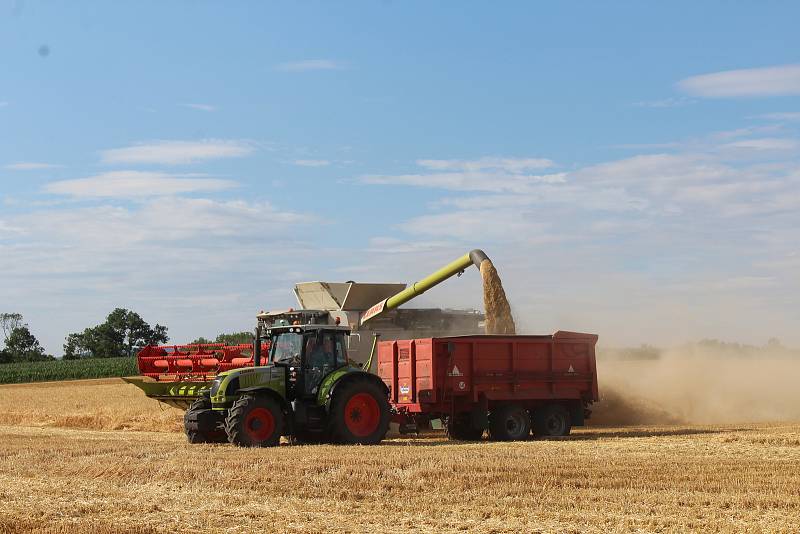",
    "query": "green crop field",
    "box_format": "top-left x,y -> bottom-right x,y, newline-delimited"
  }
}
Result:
0,357 -> 138,384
